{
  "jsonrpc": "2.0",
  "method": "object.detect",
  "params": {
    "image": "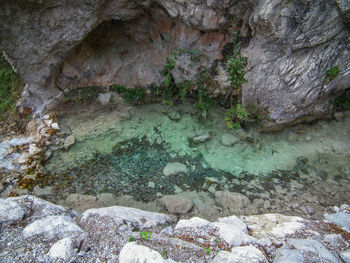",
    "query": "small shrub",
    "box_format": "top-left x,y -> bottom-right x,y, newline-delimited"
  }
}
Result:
225,31 -> 247,91
139,231 -> 152,240
224,103 -> 249,129
326,66 -> 340,81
